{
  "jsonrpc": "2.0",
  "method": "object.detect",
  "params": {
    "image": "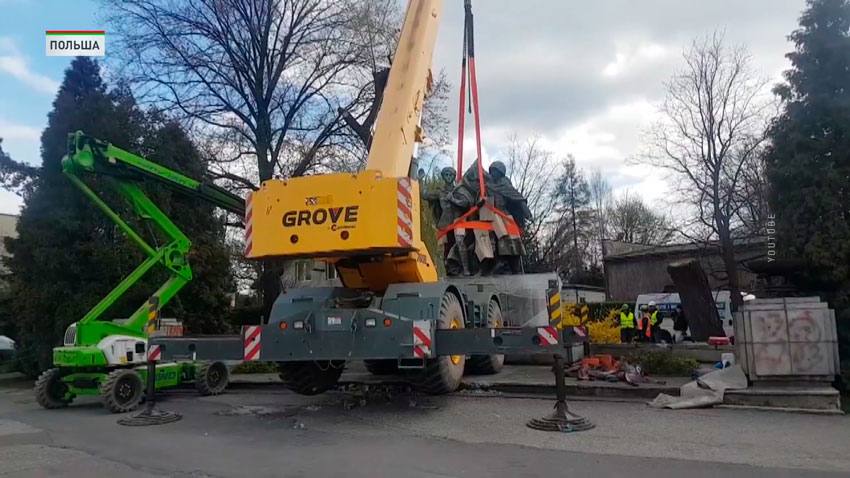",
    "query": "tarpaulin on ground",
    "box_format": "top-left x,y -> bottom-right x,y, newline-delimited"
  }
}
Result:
648,364 -> 747,409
